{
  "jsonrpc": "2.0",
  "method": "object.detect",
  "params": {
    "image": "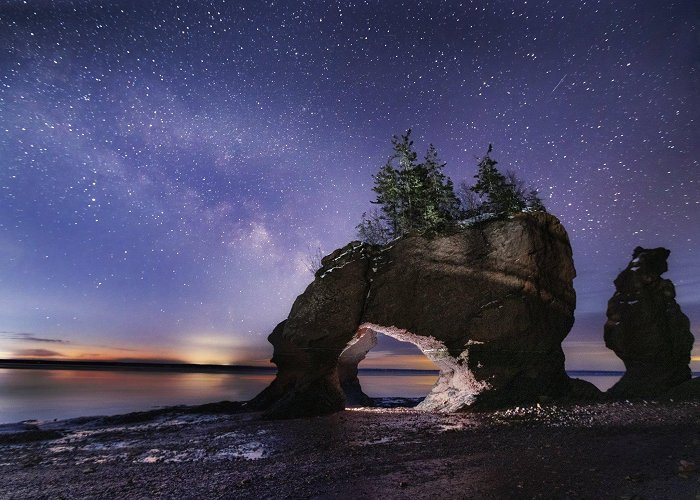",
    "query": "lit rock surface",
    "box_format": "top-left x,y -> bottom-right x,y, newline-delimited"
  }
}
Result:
604,247 -> 695,398
251,212 -> 599,418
